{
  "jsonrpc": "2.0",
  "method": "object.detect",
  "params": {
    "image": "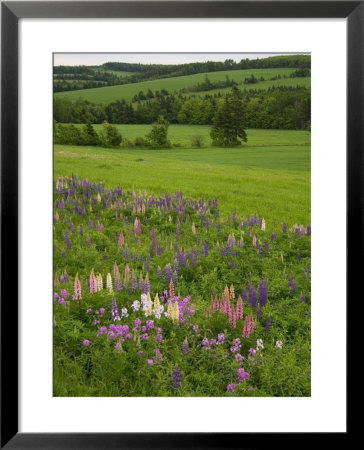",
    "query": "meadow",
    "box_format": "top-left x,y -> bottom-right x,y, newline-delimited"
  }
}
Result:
54,128 -> 310,227
54,67 -> 310,104
53,57 -> 311,397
